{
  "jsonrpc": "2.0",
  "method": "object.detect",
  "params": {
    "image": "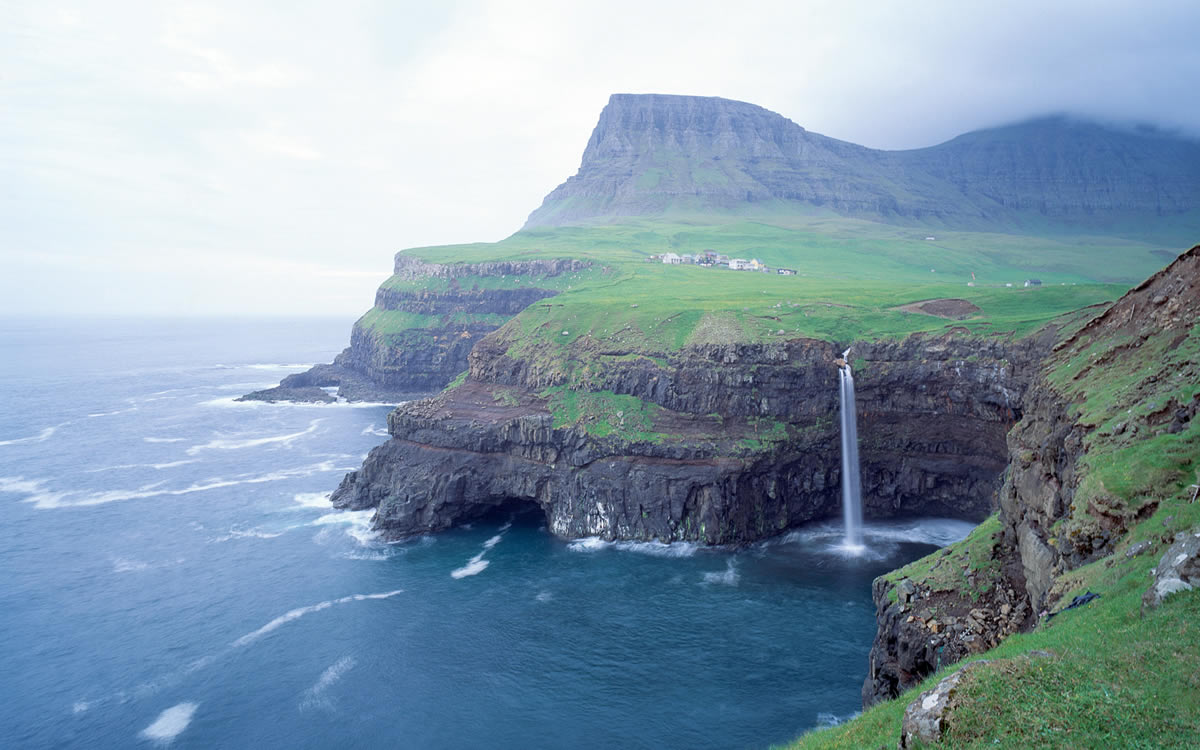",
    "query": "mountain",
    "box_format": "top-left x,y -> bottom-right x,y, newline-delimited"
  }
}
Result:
525,94 -> 1200,238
